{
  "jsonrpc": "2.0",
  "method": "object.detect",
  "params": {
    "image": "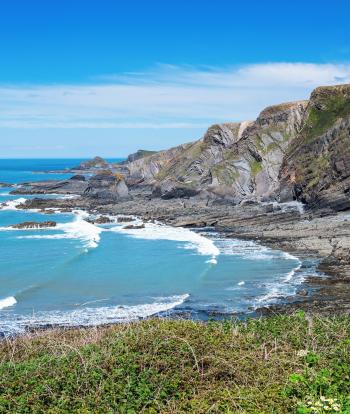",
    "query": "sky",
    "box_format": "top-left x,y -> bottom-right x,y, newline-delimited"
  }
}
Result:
0,0 -> 350,158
